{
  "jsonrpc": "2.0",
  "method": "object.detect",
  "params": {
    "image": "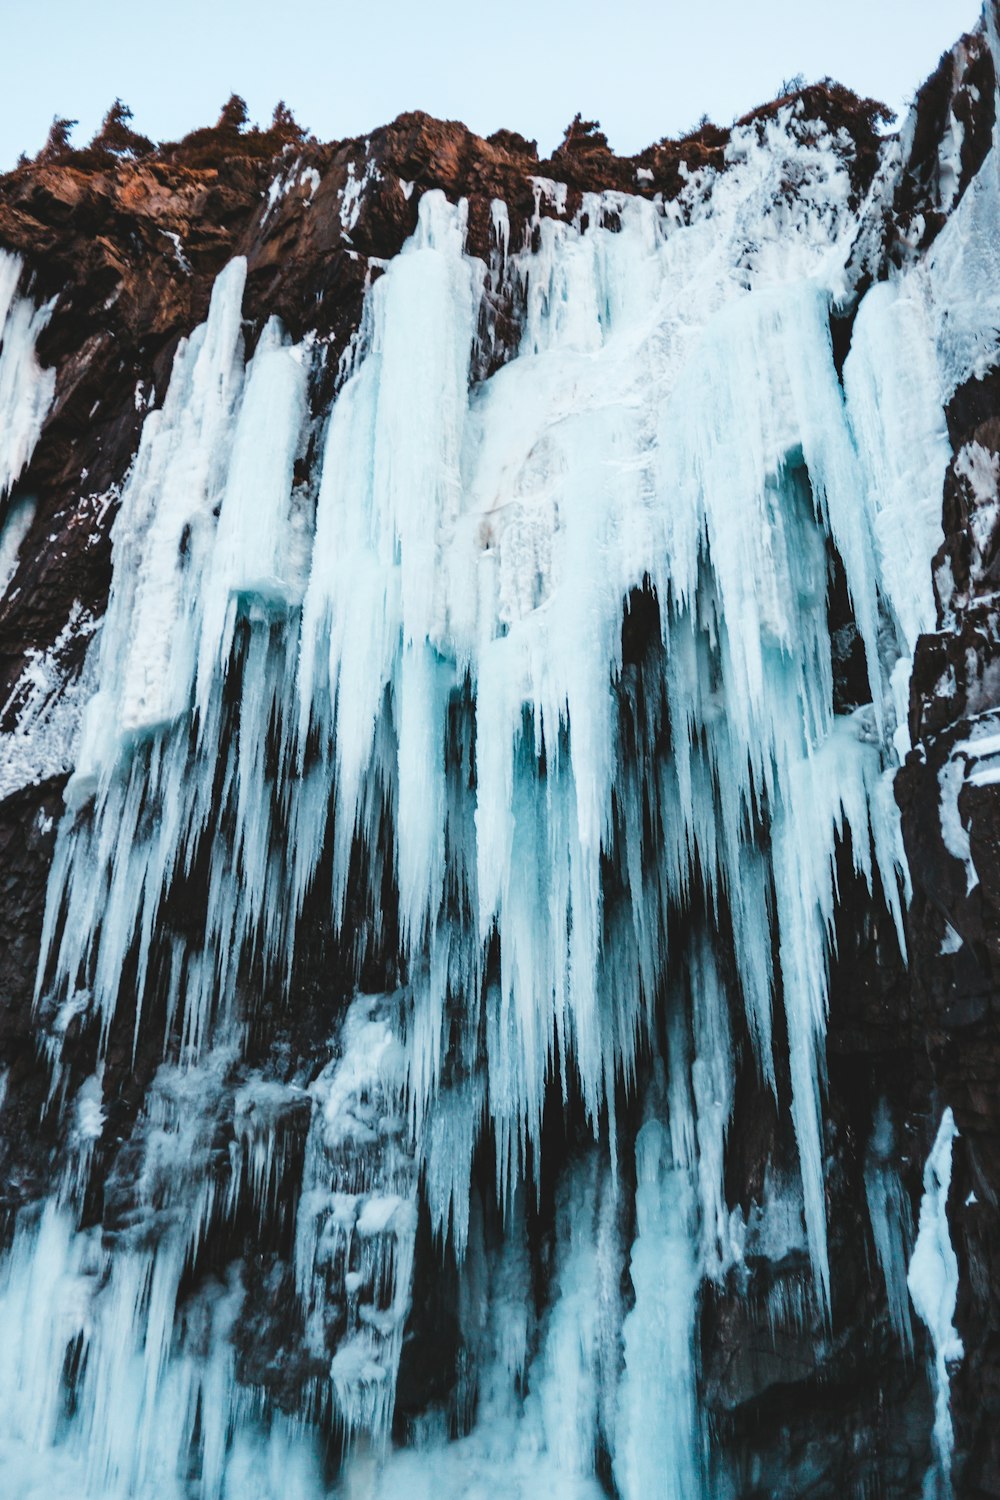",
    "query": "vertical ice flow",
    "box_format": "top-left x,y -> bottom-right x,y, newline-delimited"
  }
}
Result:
8,73 -> 989,1493
908,1108 -> 963,1496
